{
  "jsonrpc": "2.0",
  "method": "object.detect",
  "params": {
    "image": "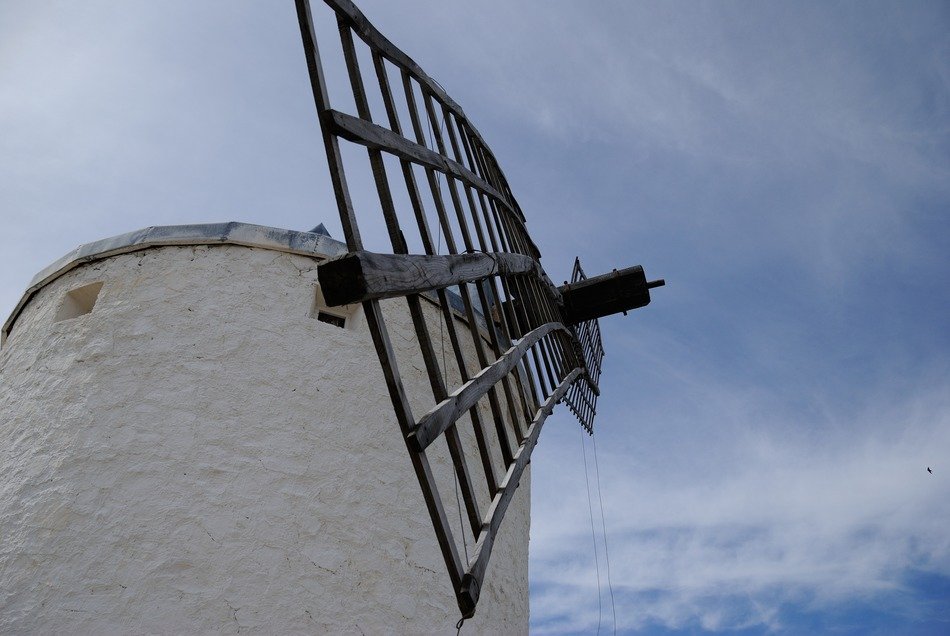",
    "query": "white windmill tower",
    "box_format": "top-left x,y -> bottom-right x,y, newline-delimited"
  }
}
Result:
0,1 -> 662,632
